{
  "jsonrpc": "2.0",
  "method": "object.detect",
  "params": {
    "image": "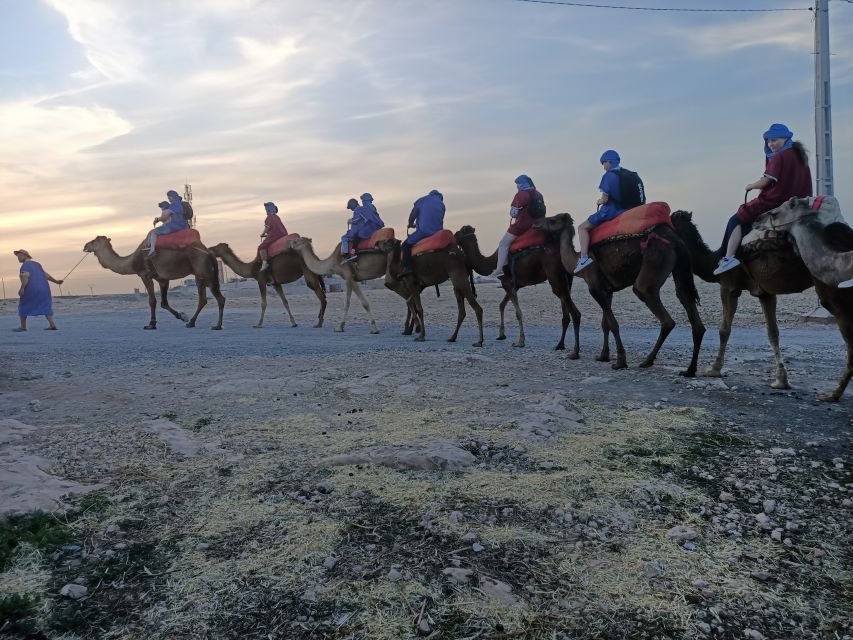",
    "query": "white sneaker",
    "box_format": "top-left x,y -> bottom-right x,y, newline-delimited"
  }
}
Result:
260,260 -> 269,271
838,278 -> 853,289
713,256 -> 740,276
574,256 -> 593,273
